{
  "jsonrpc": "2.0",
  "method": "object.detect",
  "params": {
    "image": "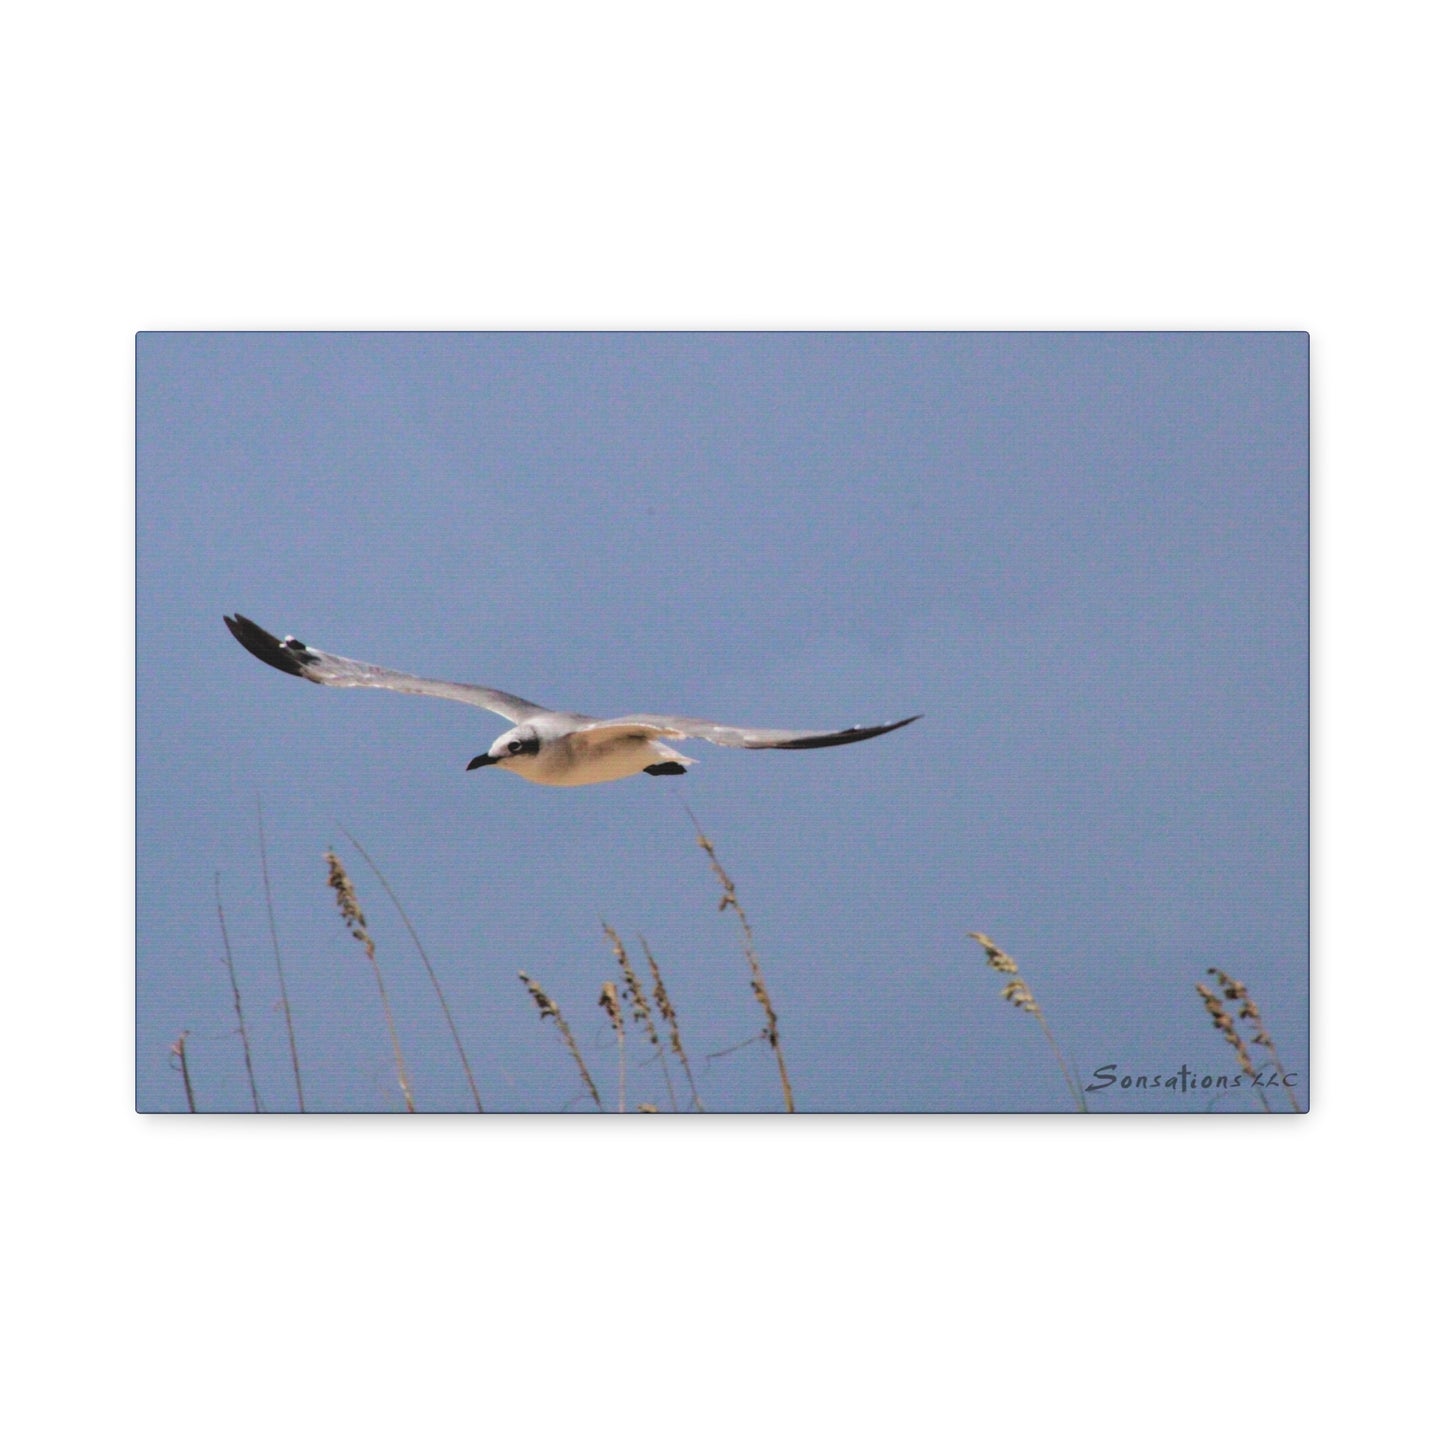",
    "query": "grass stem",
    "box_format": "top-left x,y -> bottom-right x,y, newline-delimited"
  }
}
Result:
687,808 -> 794,1113
519,972 -> 602,1111
326,849 -> 416,1113
171,1032 -> 197,1112
640,935 -> 703,1111
605,923 -> 675,1112
599,979 -> 626,1113
343,829 -> 484,1112
1198,967 -> 1299,1112
215,872 -> 262,1112
969,932 -> 1086,1111
258,802 -> 305,1112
